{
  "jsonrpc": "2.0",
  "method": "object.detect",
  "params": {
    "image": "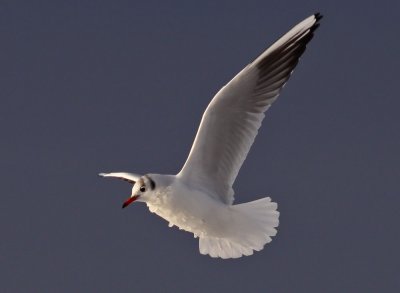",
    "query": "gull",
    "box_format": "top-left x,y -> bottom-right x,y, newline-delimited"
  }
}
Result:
100,13 -> 322,259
